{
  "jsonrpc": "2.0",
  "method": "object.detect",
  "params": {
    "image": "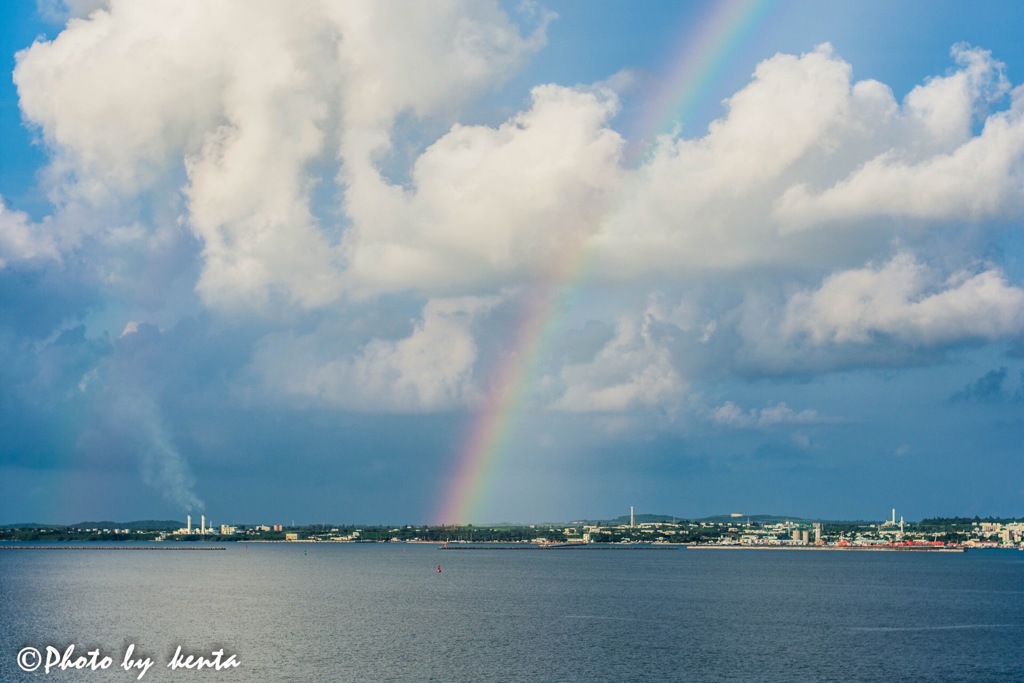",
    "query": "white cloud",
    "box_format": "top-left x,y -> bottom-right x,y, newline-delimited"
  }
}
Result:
35,0 -> 110,23
341,83 -> 623,295
904,43 -> 1011,150
118,321 -> 140,338
709,401 -> 834,429
15,1 -> 549,310
599,44 -> 1024,276
326,2 -> 551,132
0,198 -> 59,267
550,306 -> 684,413
254,296 -> 497,412
781,253 -> 1024,345
17,20 -> 1024,309
12,12 -> 1024,416
596,44 -> 861,275
774,100 -> 1024,230
773,45 -> 1023,231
